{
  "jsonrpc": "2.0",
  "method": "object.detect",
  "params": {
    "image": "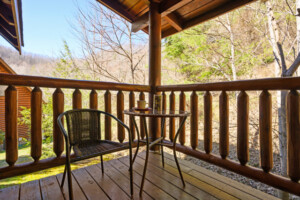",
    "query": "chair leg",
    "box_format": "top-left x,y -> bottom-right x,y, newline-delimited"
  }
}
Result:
66,160 -> 74,200
61,165 -> 67,188
100,155 -> 104,174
